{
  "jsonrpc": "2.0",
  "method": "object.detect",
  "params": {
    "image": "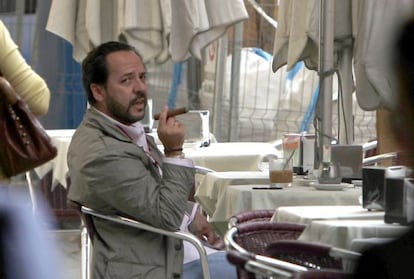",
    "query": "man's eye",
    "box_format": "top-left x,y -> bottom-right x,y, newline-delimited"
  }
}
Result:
121,77 -> 131,83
